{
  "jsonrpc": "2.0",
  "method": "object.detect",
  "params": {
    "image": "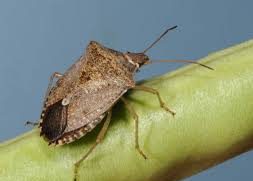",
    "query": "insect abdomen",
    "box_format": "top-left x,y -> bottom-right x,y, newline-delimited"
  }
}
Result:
50,113 -> 106,145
